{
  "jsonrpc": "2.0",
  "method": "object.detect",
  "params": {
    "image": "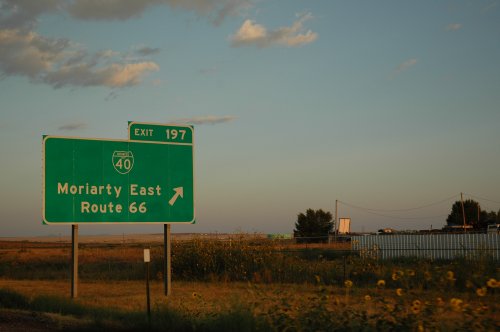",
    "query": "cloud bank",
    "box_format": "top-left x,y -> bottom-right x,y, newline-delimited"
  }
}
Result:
0,0 -> 252,89
65,0 -> 252,26
0,0 -> 252,27
1,1 -> 316,89
230,13 -> 318,48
